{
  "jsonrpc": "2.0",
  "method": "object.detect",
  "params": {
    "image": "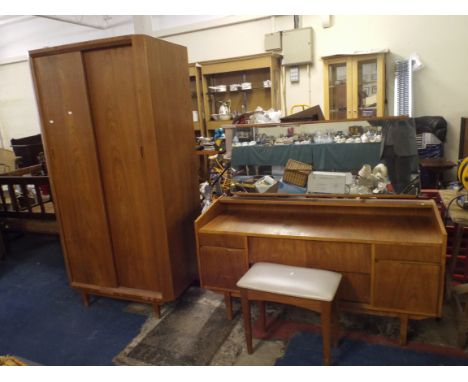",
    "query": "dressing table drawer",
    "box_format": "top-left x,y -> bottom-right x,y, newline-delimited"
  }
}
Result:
199,246 -> 248,290
375,244 -> 441,263
248,237 -> 371,273
198,233 -> 245,249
